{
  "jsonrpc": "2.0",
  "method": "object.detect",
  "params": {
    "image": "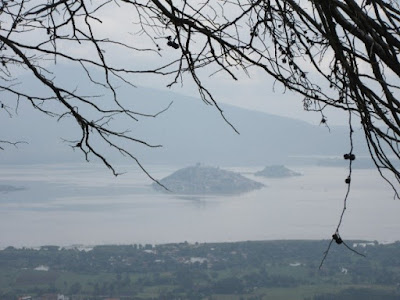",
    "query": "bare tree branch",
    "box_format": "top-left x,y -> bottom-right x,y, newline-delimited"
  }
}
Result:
1,1 -> 400,250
